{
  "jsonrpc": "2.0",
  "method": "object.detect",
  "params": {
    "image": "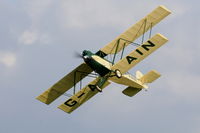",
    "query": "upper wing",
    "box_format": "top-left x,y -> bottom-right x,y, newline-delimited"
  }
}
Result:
98,5 -> 171,55
36,63 -> 93,105
111,33 -> 168,74
58,78 -> 111,114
